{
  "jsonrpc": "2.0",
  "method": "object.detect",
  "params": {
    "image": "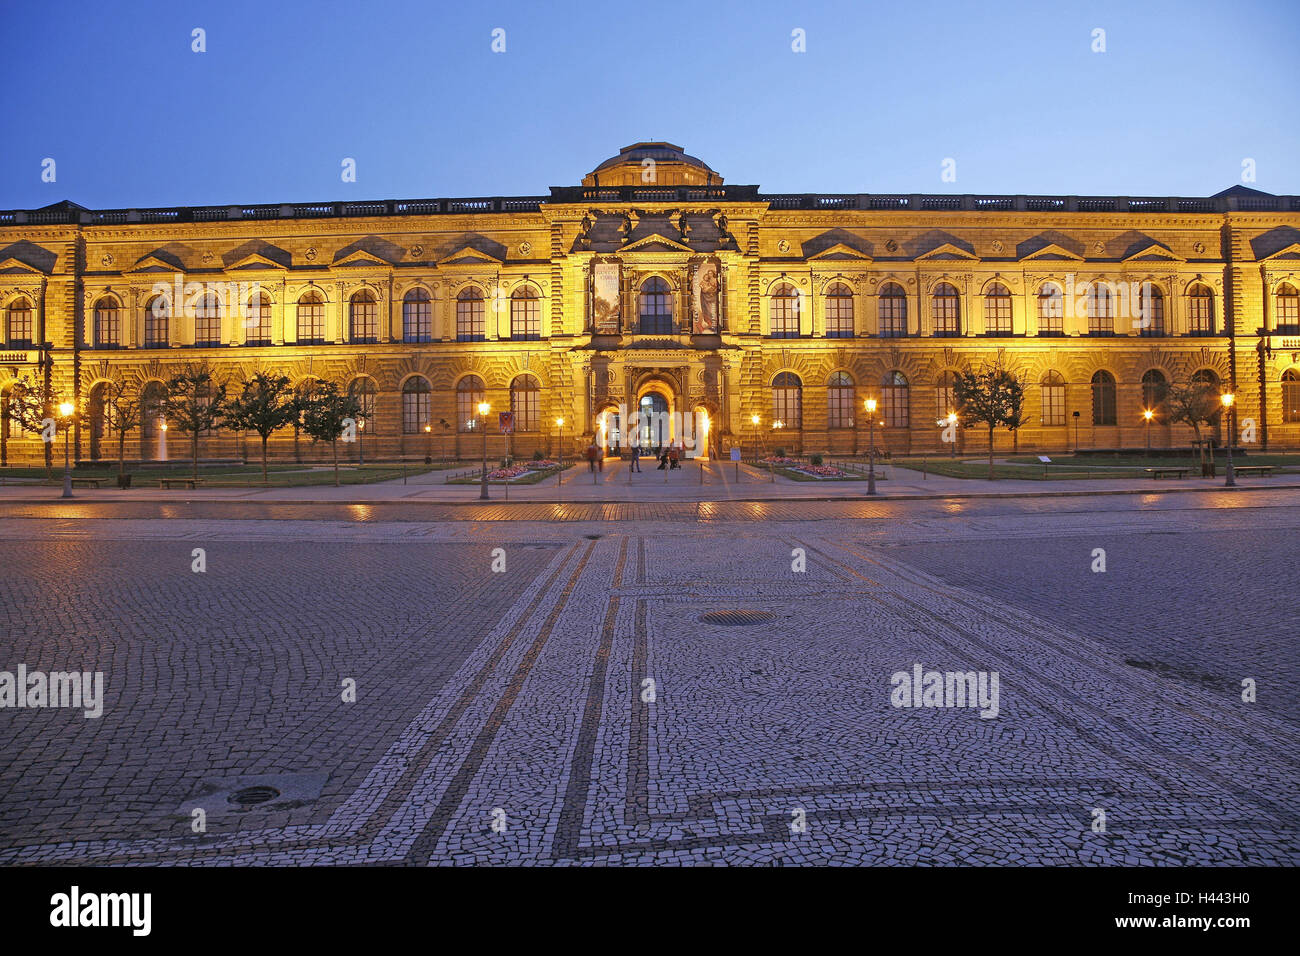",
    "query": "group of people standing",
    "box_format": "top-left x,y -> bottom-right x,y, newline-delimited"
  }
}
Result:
585,439 -> 681,472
